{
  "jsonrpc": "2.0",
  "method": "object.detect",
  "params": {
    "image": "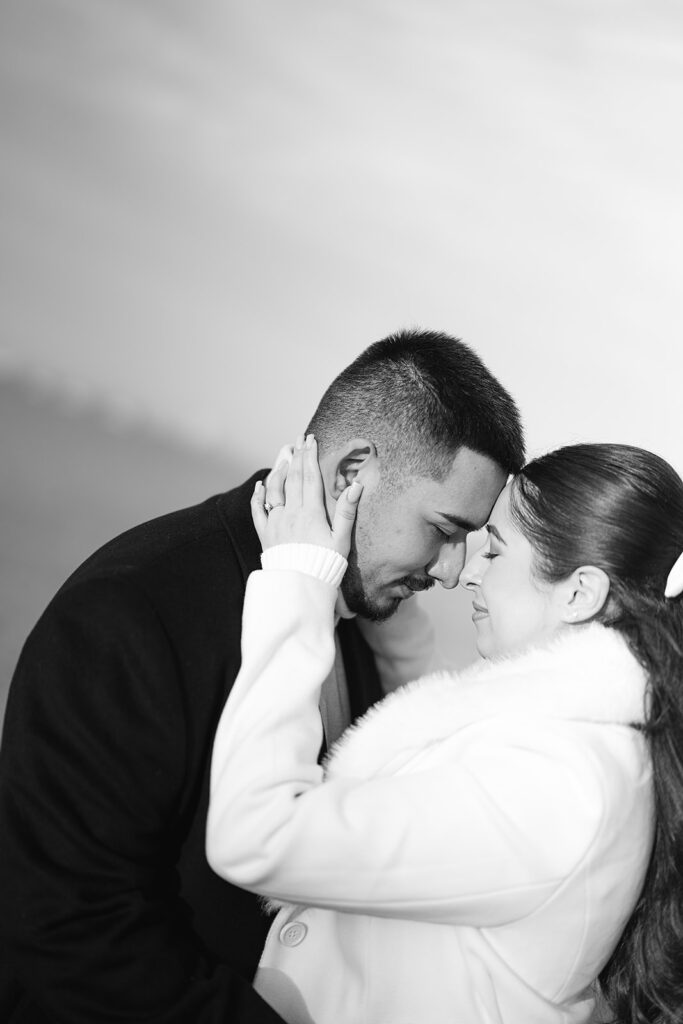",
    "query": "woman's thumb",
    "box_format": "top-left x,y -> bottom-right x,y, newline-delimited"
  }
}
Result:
332,479 -> 363,554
